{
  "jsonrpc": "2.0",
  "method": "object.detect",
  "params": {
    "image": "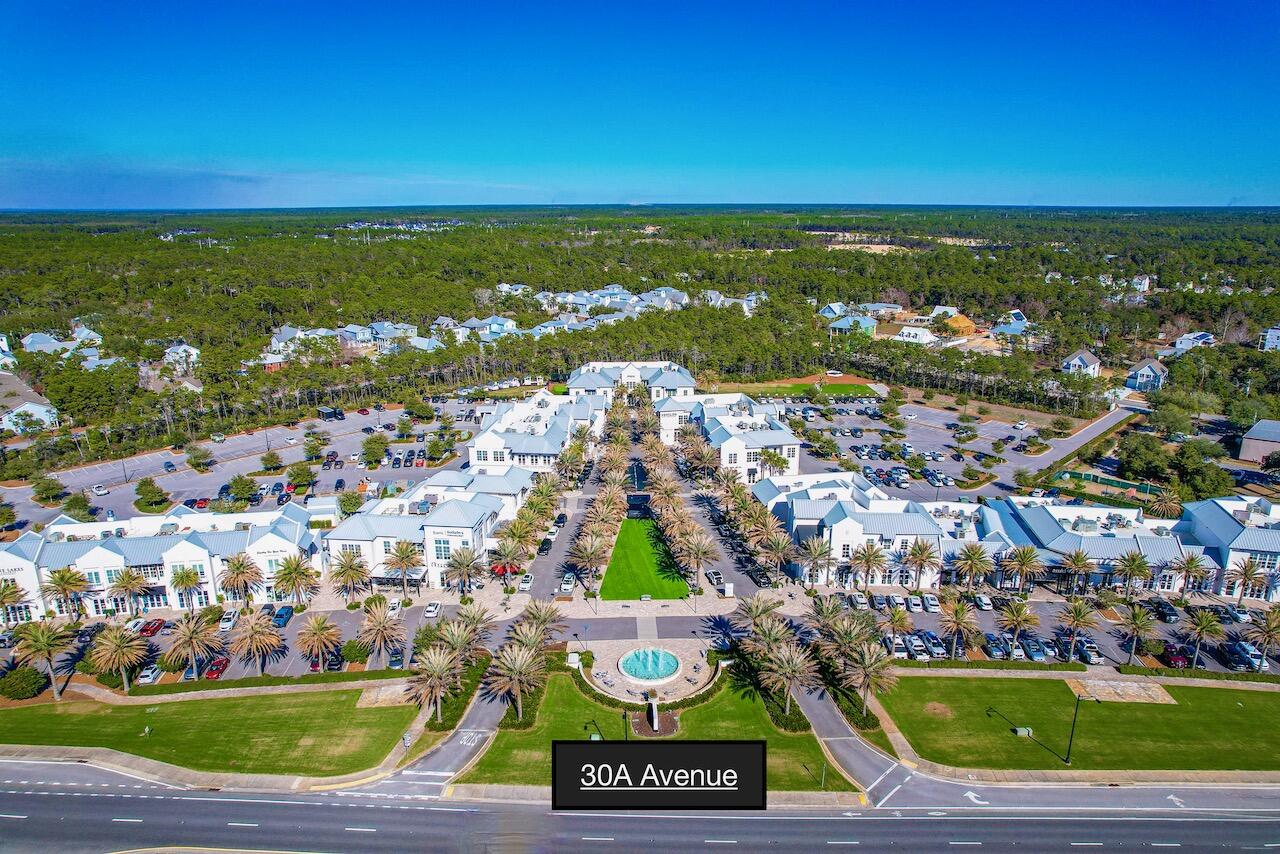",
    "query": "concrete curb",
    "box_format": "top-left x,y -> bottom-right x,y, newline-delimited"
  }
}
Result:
445,783 -> 862,808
